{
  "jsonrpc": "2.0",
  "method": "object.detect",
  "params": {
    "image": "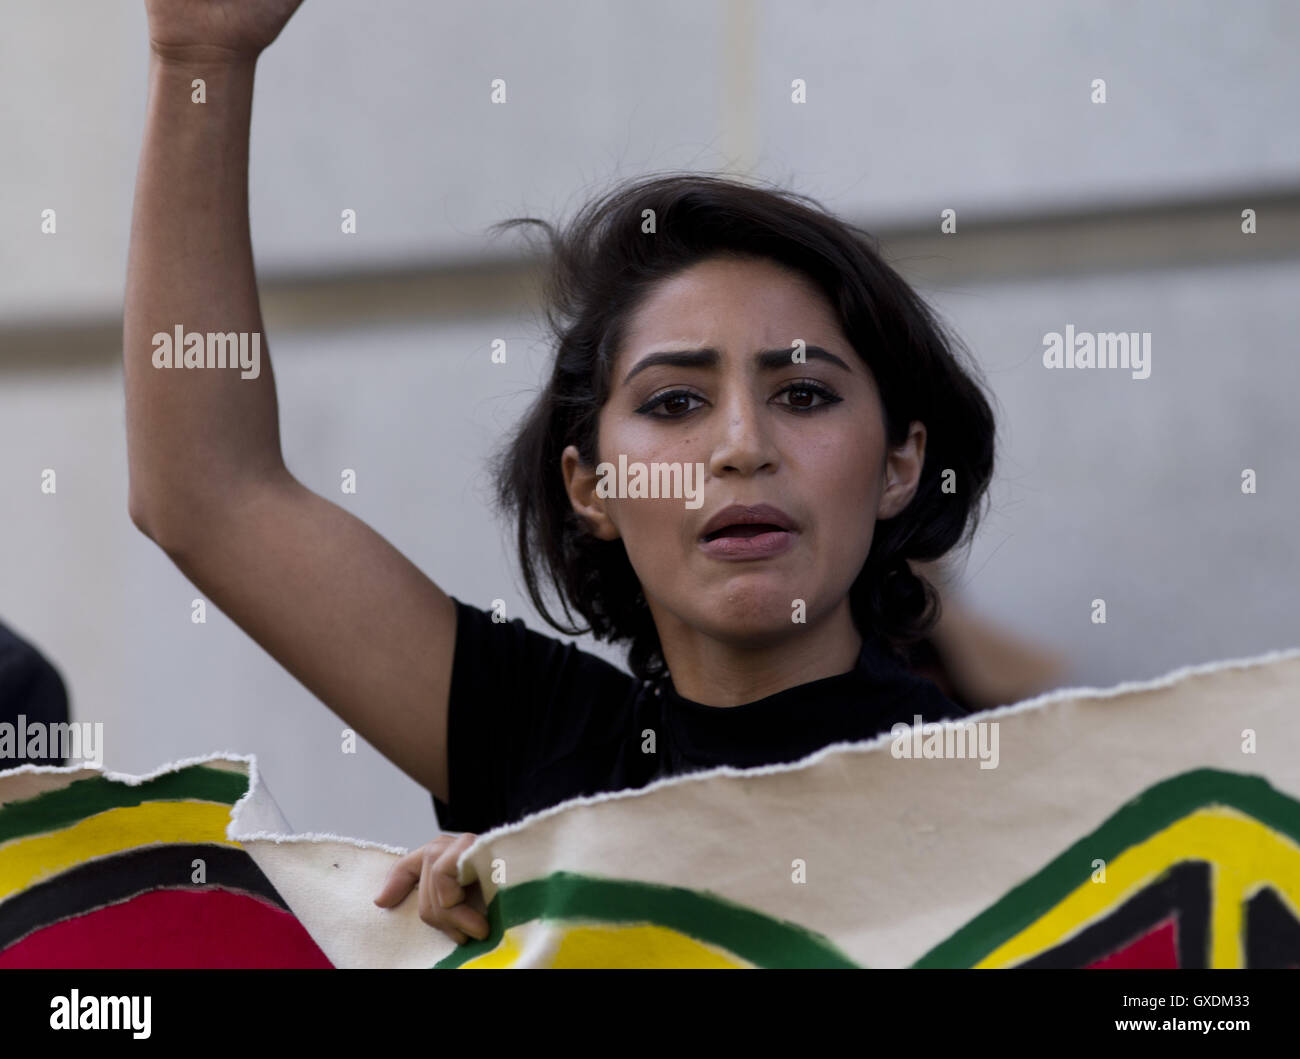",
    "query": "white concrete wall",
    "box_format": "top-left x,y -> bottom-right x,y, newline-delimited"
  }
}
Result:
4,0 -> 1297,314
